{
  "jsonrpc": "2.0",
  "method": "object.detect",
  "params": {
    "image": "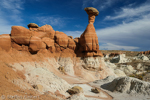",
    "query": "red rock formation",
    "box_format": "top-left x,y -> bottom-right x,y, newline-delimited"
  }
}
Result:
11,42 -> 28,51
11,26 -> 32,45
42,37 -> 54,47
78,7 -> 102,57
0,34 -> 11,51
55,31 -> 69,48
54,43 -> 61,52
139,51 -> 150,55
1,7 -> 103,57
27,23 -> 39,28
68,38 -> 76,50
29,36 -> 46,52
37,25 -> 55,39
79,24 -> 99,52
68,36 -> 73,39
29,24 -> 55,39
